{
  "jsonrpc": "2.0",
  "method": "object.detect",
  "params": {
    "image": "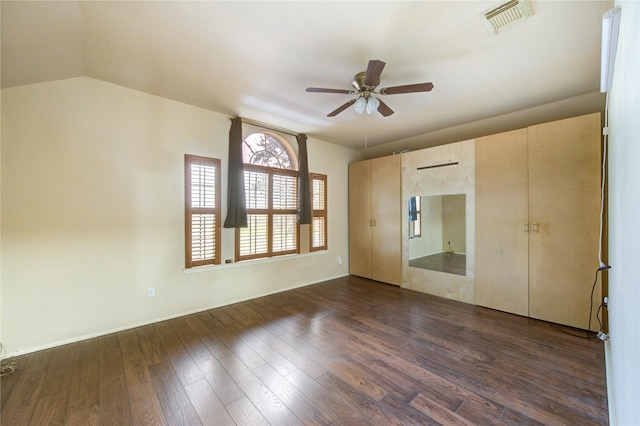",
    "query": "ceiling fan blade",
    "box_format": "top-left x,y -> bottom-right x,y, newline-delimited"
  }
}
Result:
306,87 -> 353,94
377,99 -> 395,117
363,60 -> 386,87
380,82 -> 434,95
327,99 -> 356,117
